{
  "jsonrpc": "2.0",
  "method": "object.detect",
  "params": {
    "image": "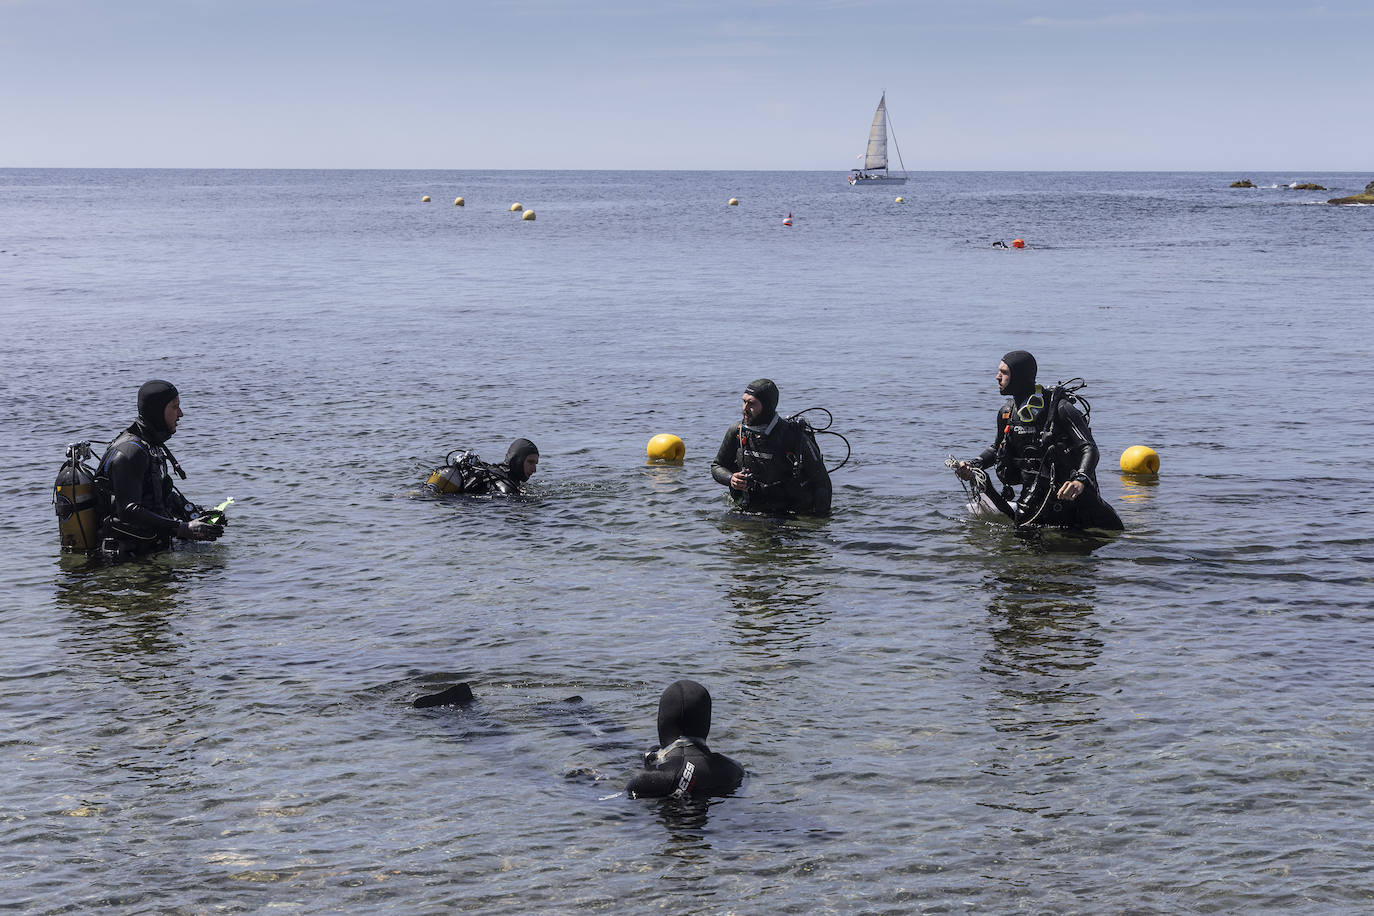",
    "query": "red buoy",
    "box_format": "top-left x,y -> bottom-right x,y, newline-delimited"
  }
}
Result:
1012,238 -> 1025,249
